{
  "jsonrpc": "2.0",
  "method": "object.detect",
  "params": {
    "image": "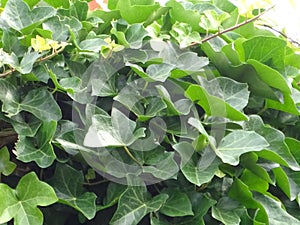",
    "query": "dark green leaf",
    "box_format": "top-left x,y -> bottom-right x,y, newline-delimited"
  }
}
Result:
48,164 -> 97,220
110,185 -> 168,225
160,189 -> 193,217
